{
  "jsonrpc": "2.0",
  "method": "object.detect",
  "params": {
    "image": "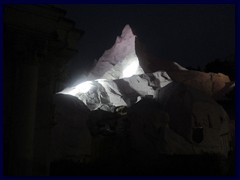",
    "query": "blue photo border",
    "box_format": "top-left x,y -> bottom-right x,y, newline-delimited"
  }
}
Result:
0,0 -> 238,179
